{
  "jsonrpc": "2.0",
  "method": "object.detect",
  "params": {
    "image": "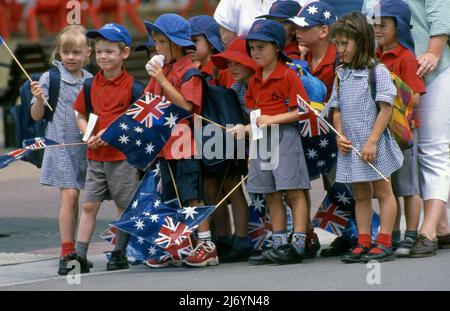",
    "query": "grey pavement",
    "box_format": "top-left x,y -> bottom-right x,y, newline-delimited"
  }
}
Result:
1,159 -> 449,291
